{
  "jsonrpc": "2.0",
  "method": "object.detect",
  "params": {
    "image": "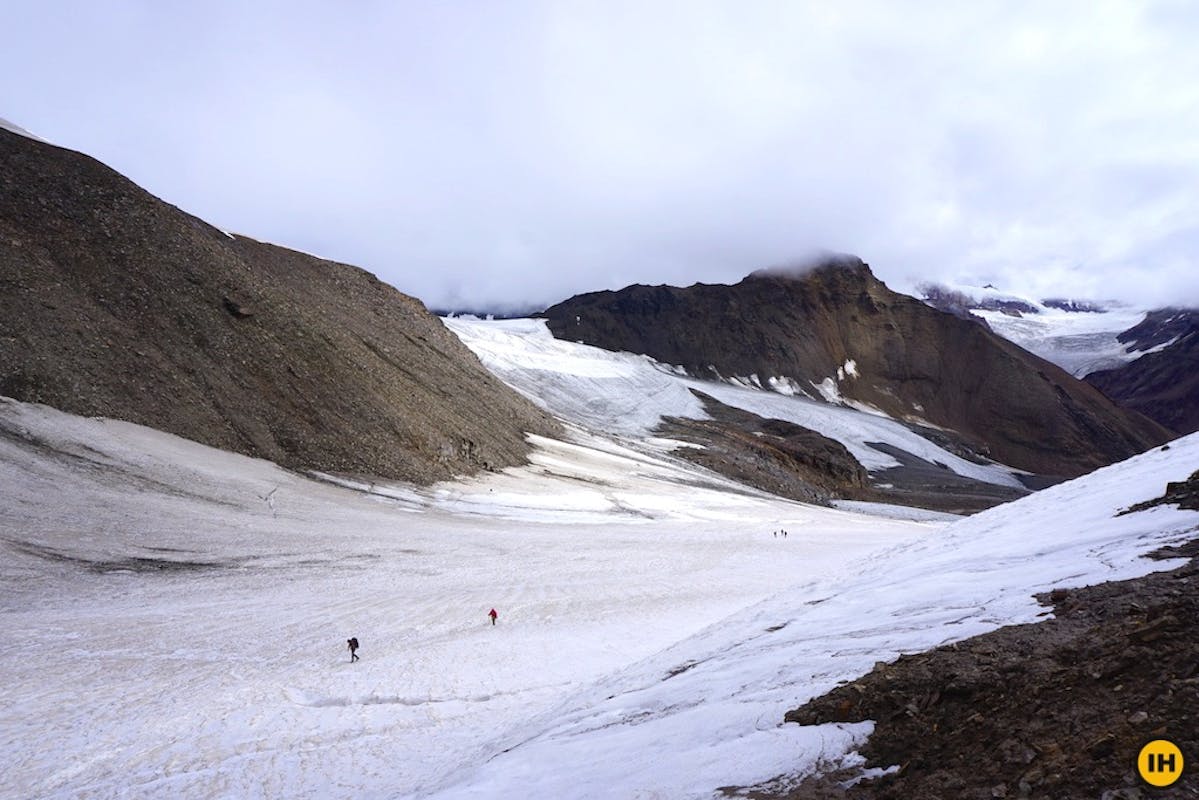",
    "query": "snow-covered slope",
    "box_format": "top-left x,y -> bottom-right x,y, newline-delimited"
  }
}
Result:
443,317 -> 1024,487
426,435 -> 1199,799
